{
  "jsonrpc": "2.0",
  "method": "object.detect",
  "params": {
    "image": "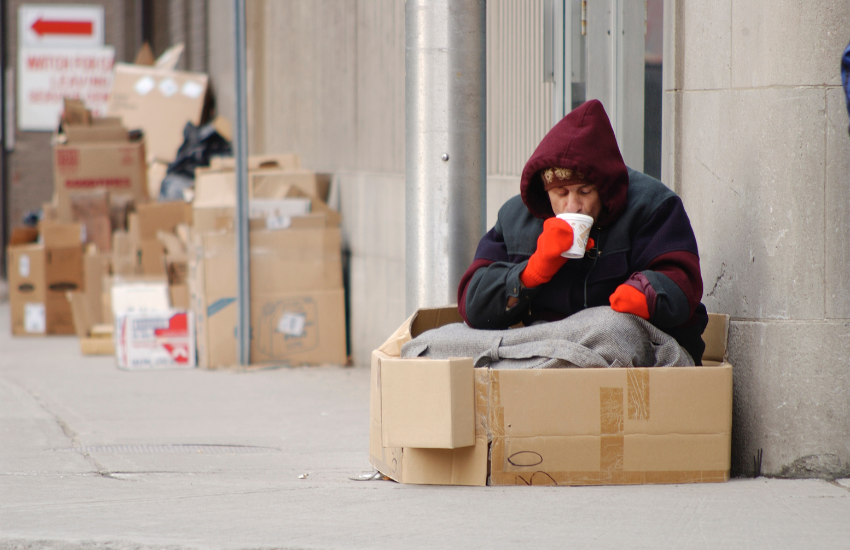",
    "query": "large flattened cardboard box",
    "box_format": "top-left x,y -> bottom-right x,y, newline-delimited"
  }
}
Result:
190,225 -> 346,368
7,224 -> 84,336
107,63 -> 208,163
370,308 -> 733,487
